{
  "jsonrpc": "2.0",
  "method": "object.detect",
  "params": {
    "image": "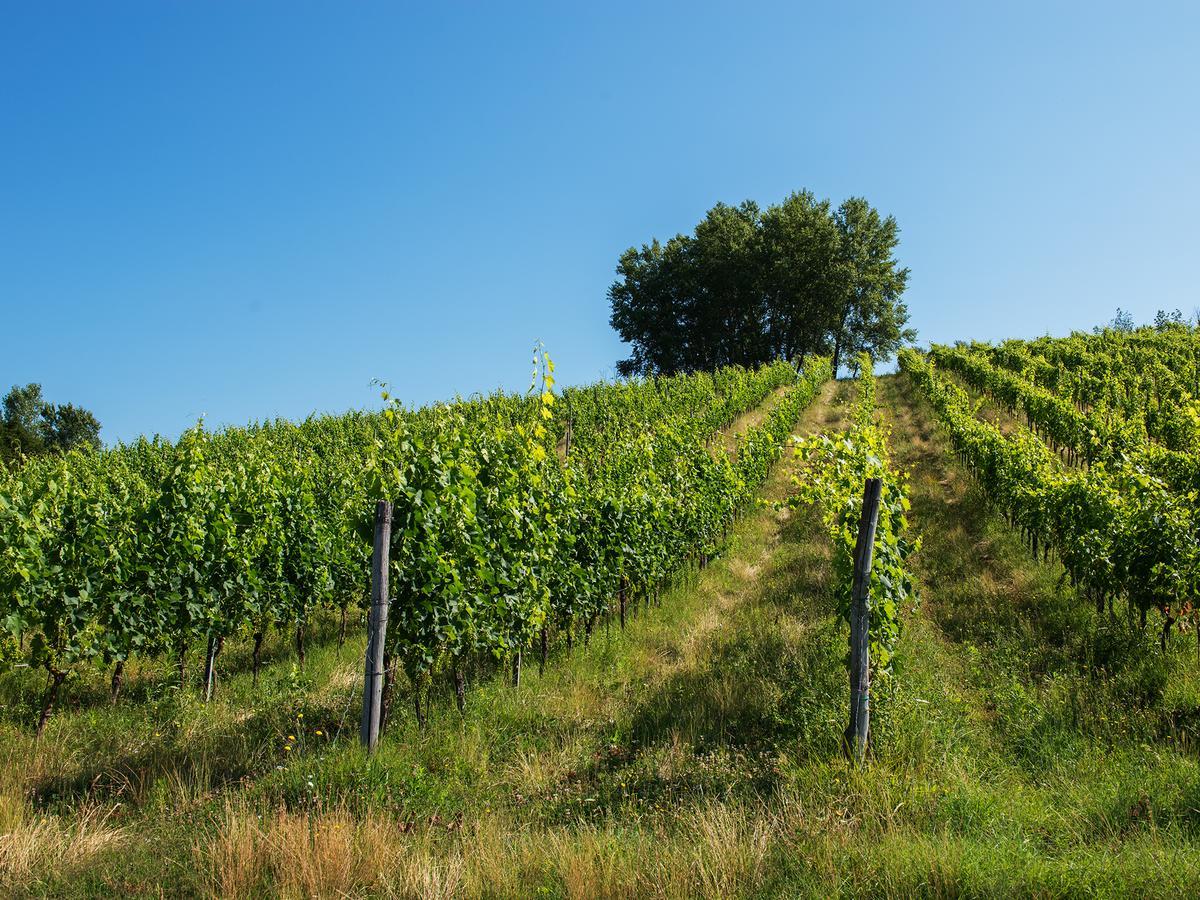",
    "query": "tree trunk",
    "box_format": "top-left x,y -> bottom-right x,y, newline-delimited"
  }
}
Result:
177,643 -> 187,690
539,625 -> 548,676
252,631 -> 264,687
412,673 -> 426,731
37,669 -> 66,737
453,664 -> 466,715
110,660 -> 125,704
831,311 -> 849,376
295,622 -> 306,668
1162,615 -> 1176,653
338,607 -> 347,649
511,651 -> 521,688
202,635 -> 216,702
